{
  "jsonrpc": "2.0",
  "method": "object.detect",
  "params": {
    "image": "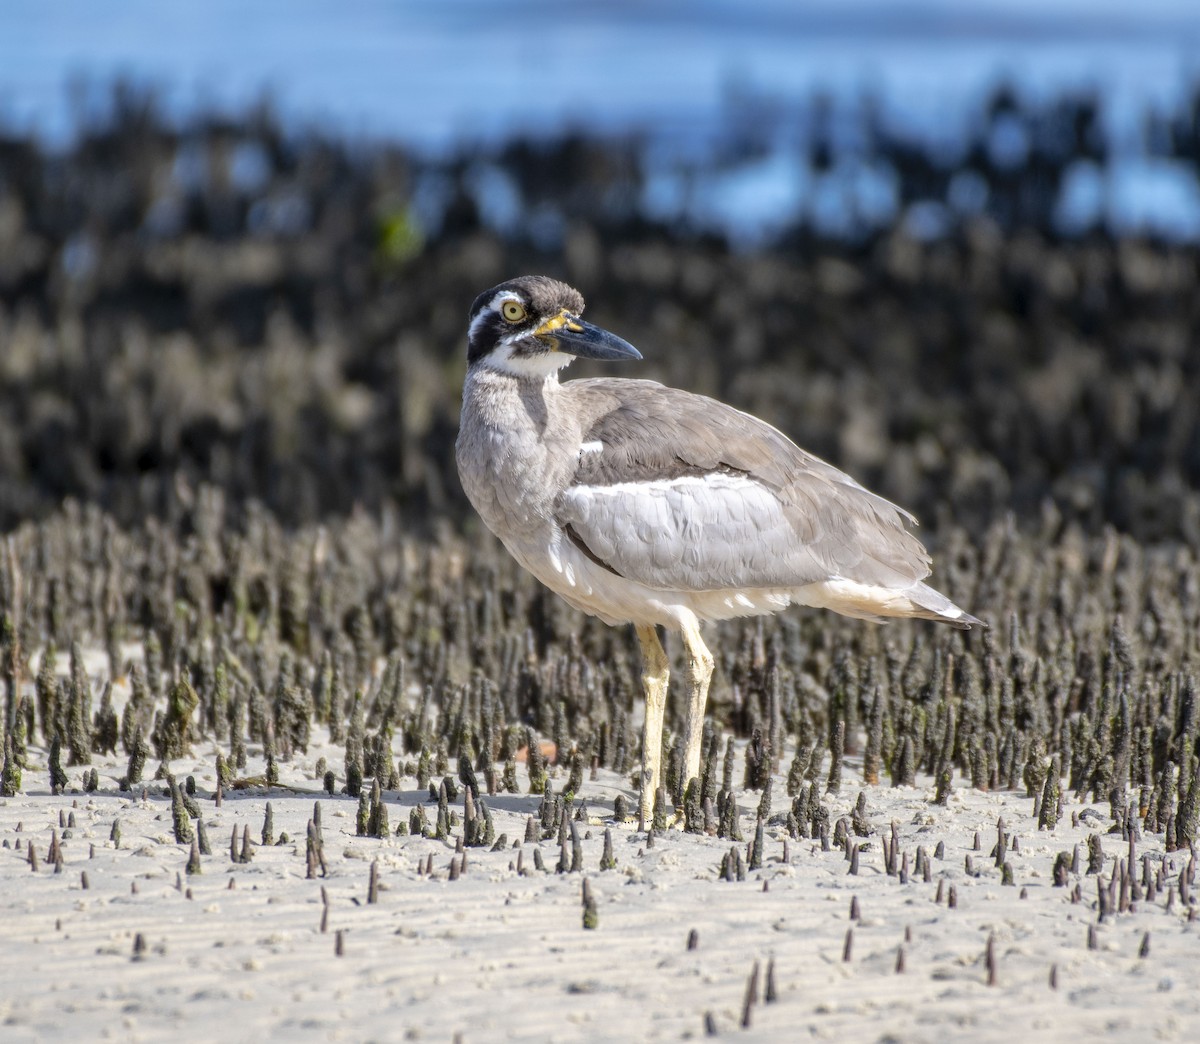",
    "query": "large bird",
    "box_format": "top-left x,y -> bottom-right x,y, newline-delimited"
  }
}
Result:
456,275 -> 980,823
